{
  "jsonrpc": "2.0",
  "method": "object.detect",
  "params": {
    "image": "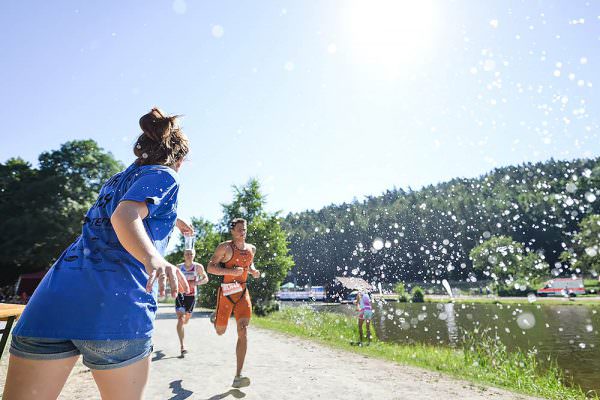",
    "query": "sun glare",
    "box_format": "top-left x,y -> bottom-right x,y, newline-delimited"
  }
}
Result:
343,0 -> 438,74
